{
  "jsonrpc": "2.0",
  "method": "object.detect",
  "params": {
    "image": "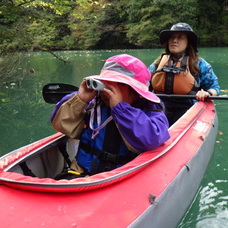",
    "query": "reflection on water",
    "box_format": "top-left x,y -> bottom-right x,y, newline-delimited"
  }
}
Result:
196,210 -> 228,228
197,182 -> 228,225
180,181 -> 228,228
178,179 -> 228,228
0,48 -> 228,227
